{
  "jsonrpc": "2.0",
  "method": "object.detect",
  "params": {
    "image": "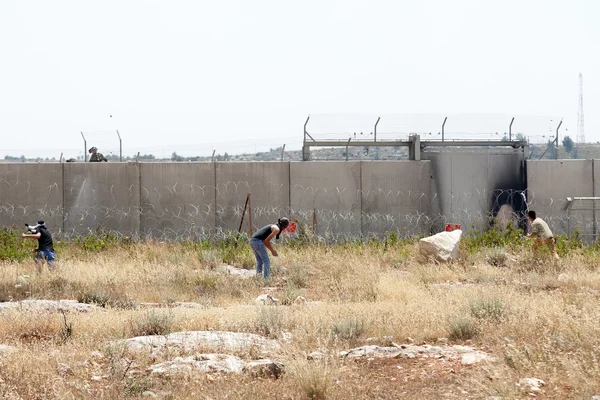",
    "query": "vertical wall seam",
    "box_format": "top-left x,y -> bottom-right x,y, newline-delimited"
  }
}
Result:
138,163 -> 142,238
213,161 -> 217,234
61,163 -> 65,235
